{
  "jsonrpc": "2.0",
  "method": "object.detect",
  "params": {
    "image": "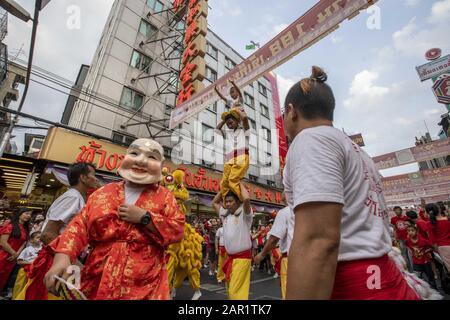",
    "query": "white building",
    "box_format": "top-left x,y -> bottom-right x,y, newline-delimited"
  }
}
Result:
66,0 -> 283,189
